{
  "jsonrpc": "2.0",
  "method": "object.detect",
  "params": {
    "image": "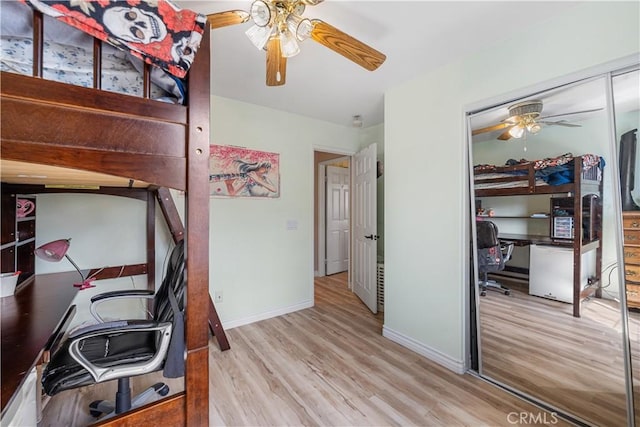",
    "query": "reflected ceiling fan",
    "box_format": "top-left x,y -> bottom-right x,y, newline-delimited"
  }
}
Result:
472,100 -> 603,141
207,0 -> 386,86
